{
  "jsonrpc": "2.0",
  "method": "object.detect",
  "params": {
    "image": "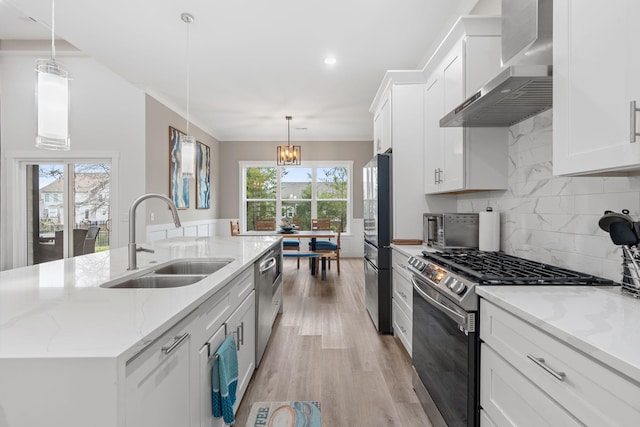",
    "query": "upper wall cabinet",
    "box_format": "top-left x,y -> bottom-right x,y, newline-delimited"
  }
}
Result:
373,91 -> 392,154
370,71 -> 427,239
553,0 -> 640,175
423,17 -> 509,194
